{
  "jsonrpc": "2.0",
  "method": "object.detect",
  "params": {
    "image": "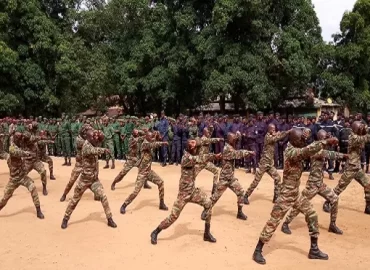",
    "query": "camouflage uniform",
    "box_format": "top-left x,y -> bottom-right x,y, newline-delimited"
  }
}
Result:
23,133 -> 48,188
62,135 -> 85,197
38,140 -> 54,176
188,125 -> 198,139
103,124 -> 115,163
259,141 -> 327,244
330,132 -> 370,204
194,136 -> 221,186
122,139 -> 166,207
63,140 -> 112,220
0,144 -> 40,209
211,143 -> 254,208
111,133 -> 145,188
245,131 -> 289,199
284,149 -> 344,226
159,151 -> 215,229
